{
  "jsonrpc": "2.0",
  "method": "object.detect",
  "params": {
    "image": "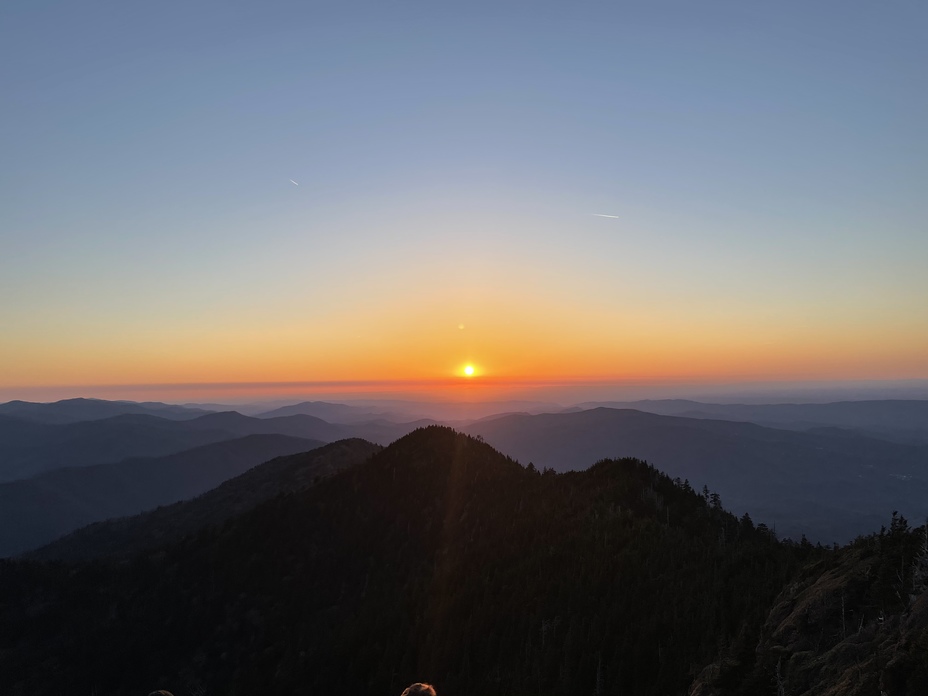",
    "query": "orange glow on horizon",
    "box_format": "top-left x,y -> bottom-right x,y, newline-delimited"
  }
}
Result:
2,284 -> 927,399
